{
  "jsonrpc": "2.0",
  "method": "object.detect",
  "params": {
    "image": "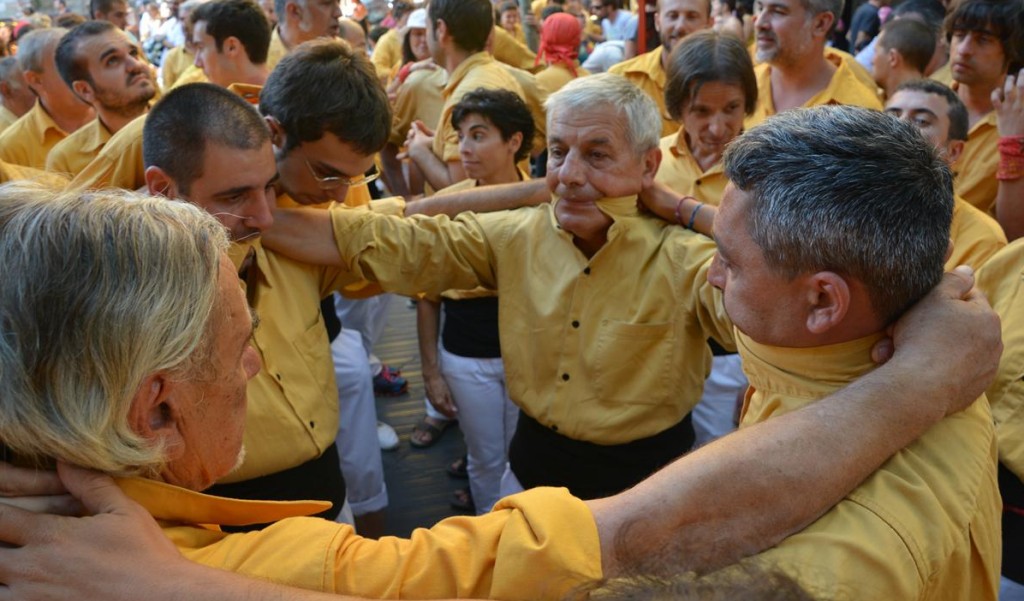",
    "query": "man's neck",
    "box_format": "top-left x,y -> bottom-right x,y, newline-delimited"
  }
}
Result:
234,63 -> 270,87
442,45 -> 474,75
278,23 -> 306,51
884,67 -> 924,99
39,96 -> 93,133
96,104 -> 147,135
957,79 -> 1000,128
770,49 -> 836,113
1,97 -> 32,118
